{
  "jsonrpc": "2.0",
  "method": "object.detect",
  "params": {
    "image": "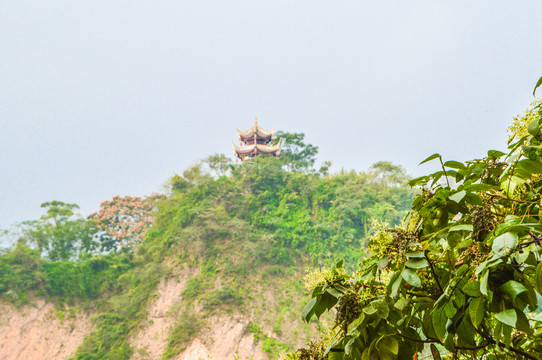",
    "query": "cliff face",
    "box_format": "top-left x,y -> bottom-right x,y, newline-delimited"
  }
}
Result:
0,301 -> 91,360
0,264 -> 313,360
130,271 -> 271,360
125,261 -> 316,360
